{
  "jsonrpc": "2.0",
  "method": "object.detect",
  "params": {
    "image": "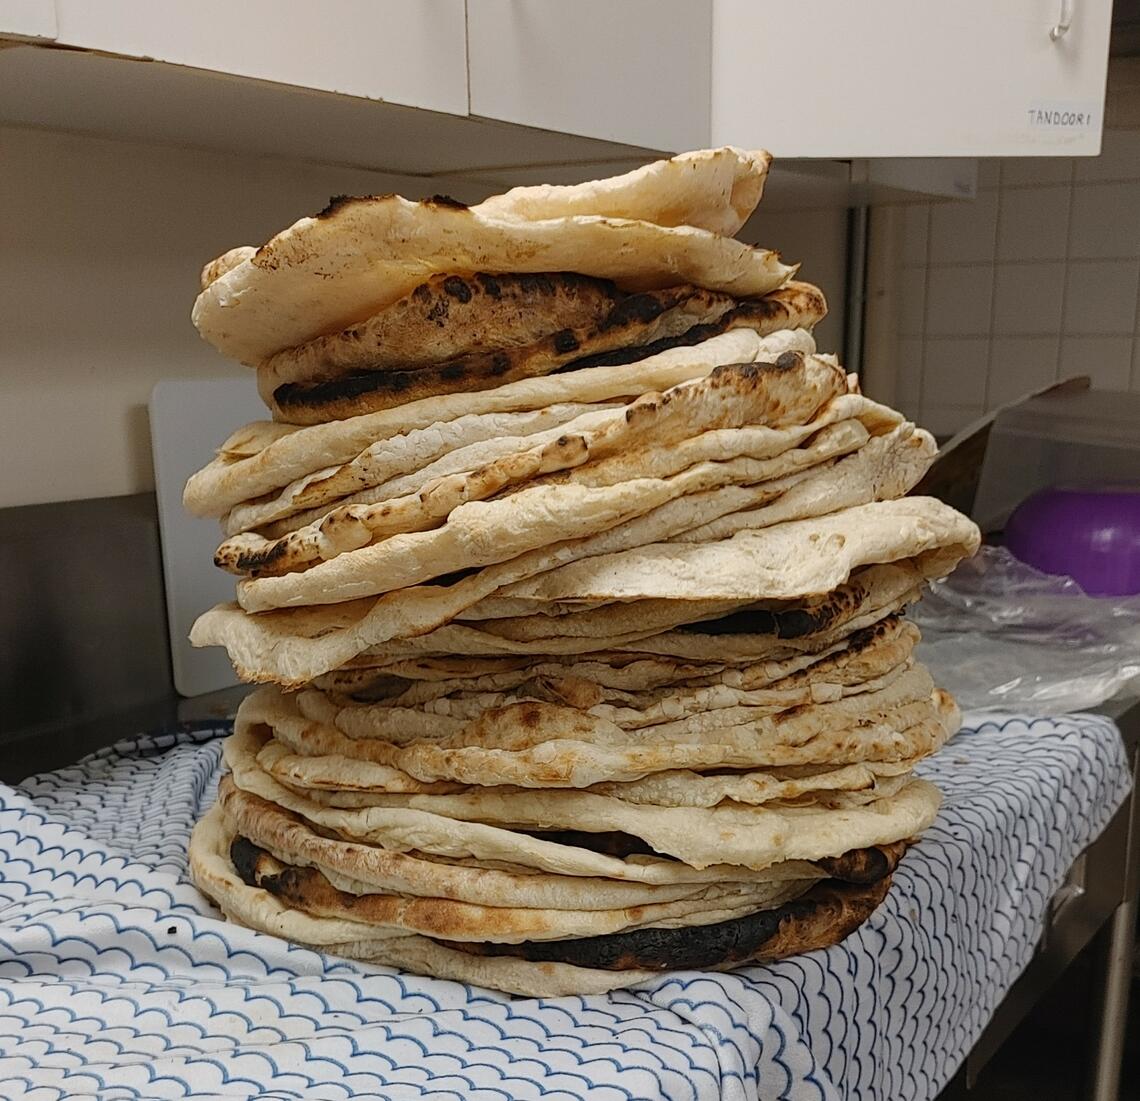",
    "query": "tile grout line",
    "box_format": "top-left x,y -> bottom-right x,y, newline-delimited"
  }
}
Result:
925,330 -> 1138,340
916,203 -> 932,419
1053,161 -> 1078,383
1129,260 -> 1140,390
914,256 -> 1140,270
981,165 -> 1004,411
